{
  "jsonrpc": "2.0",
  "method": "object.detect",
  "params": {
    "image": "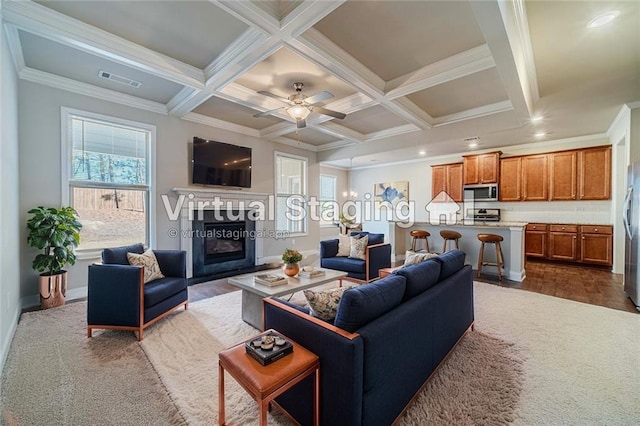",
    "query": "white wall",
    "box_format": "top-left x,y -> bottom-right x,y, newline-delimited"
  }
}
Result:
1,11 -> 22,370
349,135 -> 614,252
318,164 -> 349,241
18,80 -> 324,306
